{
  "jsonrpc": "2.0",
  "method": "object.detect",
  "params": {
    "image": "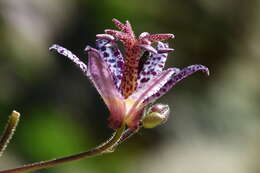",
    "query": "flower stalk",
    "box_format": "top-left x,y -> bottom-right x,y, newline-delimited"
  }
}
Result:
0,125 -> 125,173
